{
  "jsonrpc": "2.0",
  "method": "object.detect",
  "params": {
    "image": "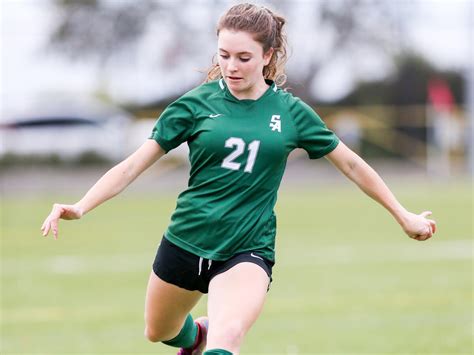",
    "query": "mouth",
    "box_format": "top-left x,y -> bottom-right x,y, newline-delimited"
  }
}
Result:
227,76 -> 243,81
